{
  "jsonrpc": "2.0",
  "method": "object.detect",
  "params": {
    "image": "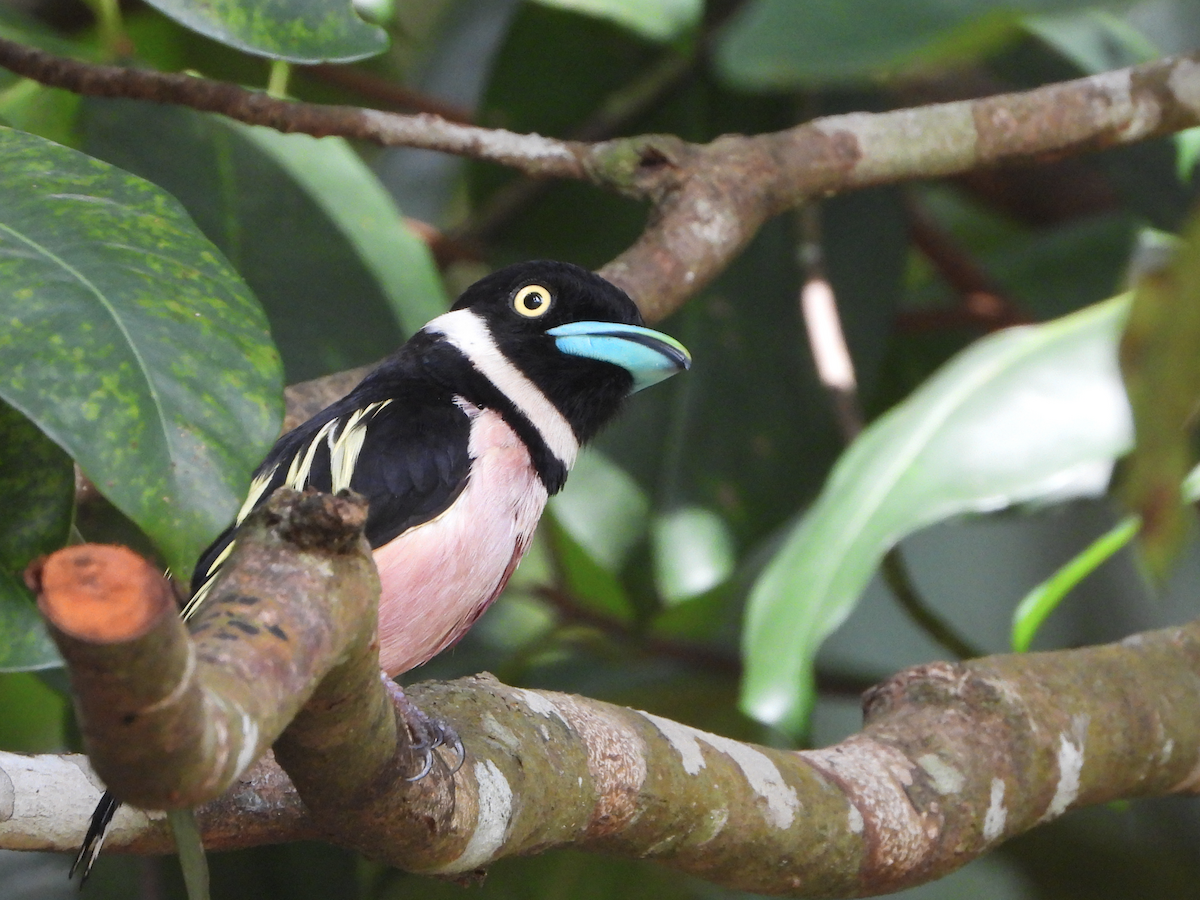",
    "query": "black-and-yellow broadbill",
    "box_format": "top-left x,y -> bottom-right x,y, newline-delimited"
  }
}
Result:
73,260 -> 691,878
